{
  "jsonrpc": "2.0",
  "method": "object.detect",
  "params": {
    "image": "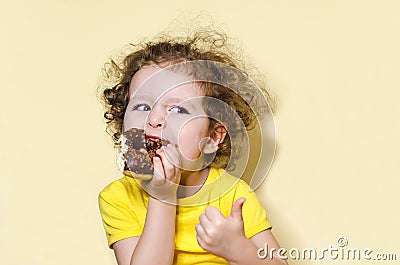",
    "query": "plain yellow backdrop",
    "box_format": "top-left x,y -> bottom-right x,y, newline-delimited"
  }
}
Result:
1,1 -> 399,264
